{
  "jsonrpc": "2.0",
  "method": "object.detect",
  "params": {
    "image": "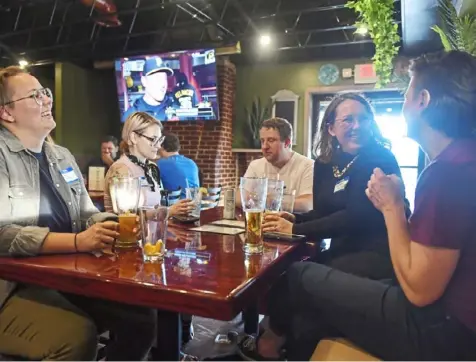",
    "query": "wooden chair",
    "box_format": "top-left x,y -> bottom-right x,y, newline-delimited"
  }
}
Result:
310,338 -> 380,361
